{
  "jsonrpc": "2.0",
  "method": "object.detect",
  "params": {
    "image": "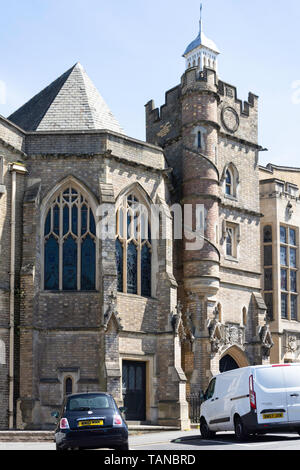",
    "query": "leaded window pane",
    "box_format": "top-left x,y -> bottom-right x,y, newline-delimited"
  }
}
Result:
225,170 -> 232,196
44,210 -> 51,236
53,205 -> 60,235
63,236 -> 77,291
281,294 -> 288,319
280,226 -> 287,244
44,236 -> 59,291
90,209 -> 96,236
116,194 -> 152,297
141,245 -> 151,297
281,269 -> 287,291
116,239 -> 123,292
291,295 -> 298,321
226,229 -> 233,257
291,271 -> 297,293
290,248 -> 297,268
72,206 -> 78,235
127,242 -> 137,295
63,206 -> 69,235
280,246 -> 287,266
81,236 -> 96,291
290,229 -> 296,247
44,186 -> 96,291
81,205 -> 88,235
